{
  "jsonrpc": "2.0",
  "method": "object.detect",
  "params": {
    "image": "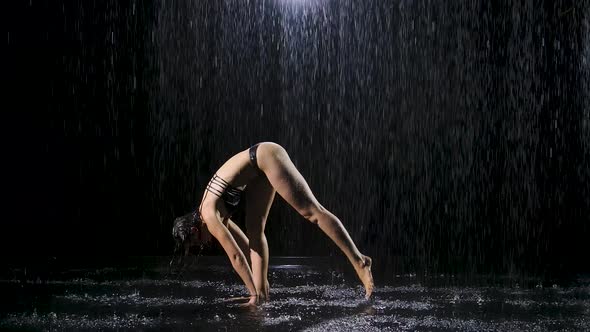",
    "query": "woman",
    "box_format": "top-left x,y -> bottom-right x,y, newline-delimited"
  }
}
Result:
192,142 -> 373,305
